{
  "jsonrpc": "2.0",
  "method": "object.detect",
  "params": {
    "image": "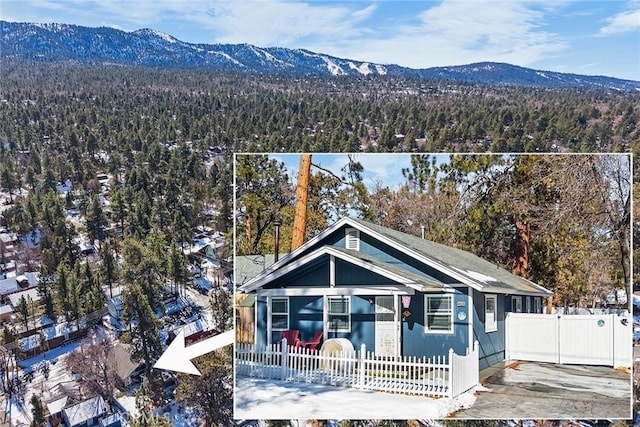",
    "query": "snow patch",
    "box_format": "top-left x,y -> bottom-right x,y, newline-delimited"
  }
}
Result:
207,51 -> 245,67
348,62 -> 372,75
235,376 -> 478,419
320,56 -> 345,76
375,64 -> 387,75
